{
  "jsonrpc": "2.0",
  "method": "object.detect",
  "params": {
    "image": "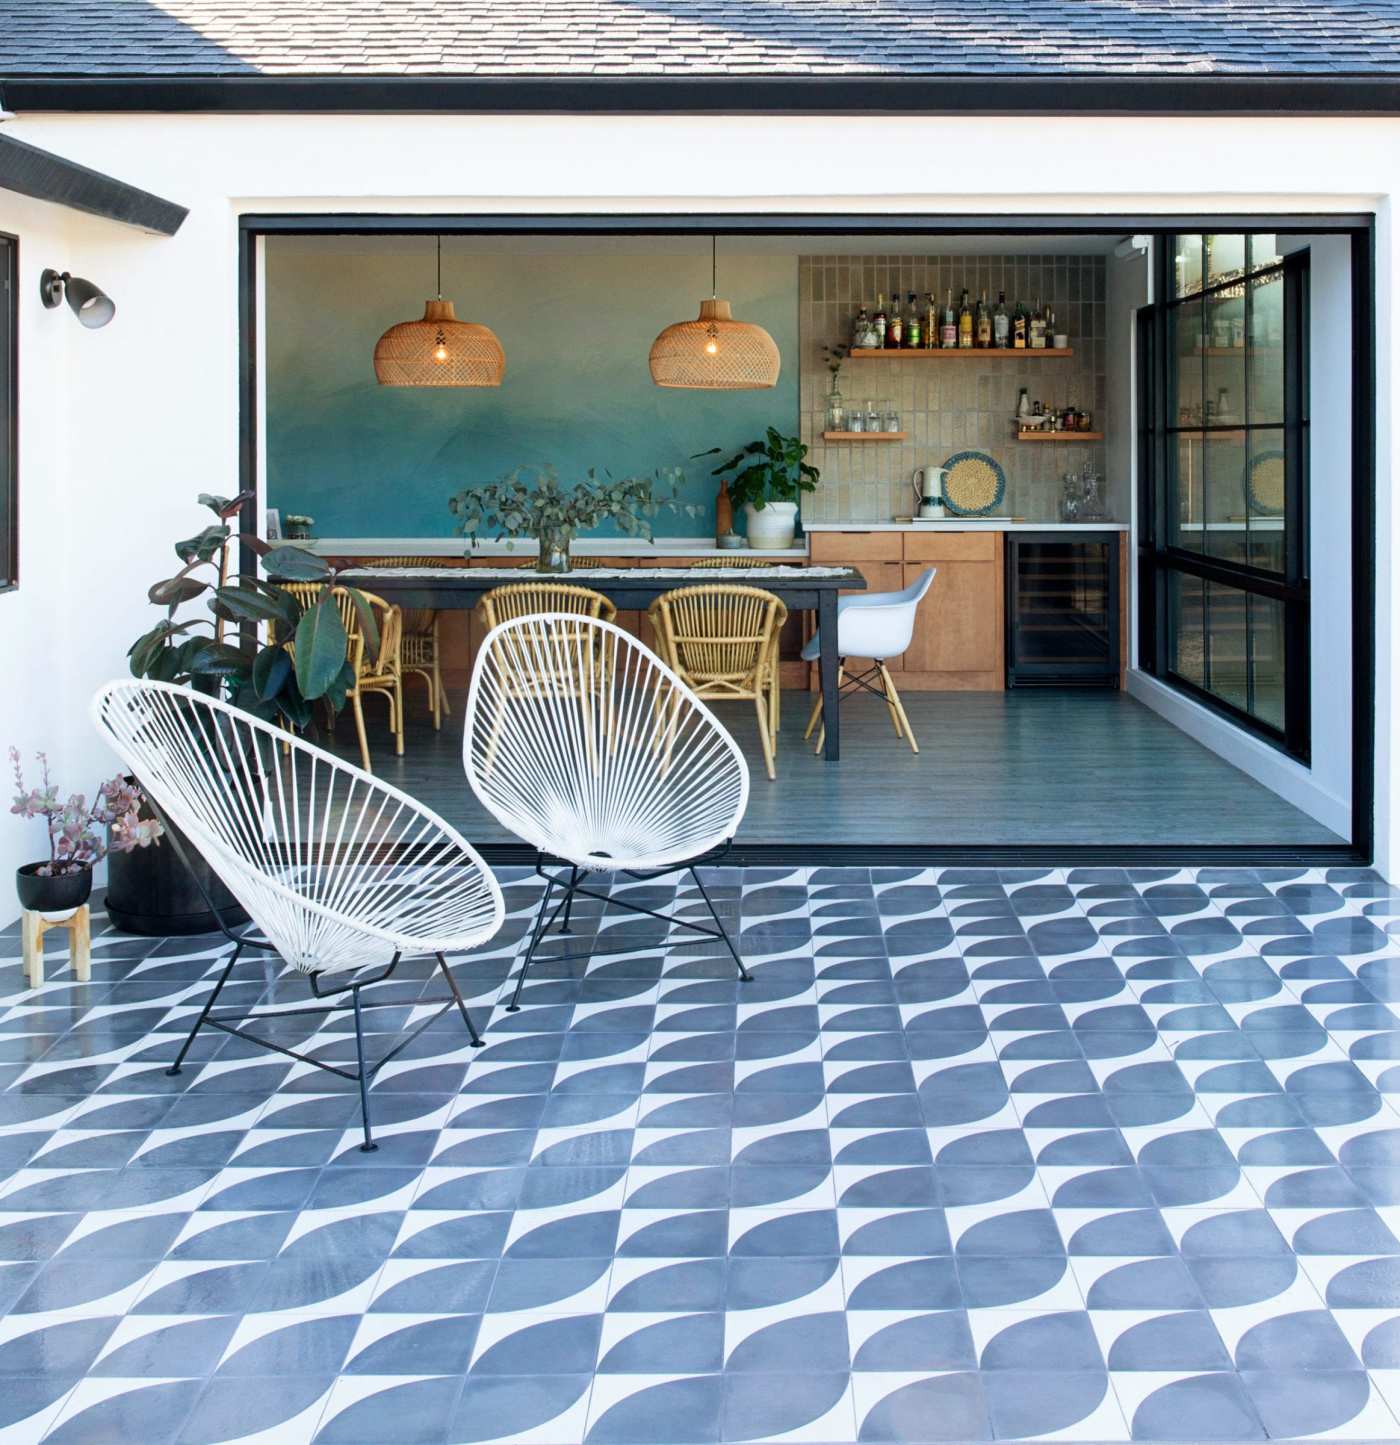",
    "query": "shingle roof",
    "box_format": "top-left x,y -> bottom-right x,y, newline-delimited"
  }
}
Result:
1,0 -> 1398,78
